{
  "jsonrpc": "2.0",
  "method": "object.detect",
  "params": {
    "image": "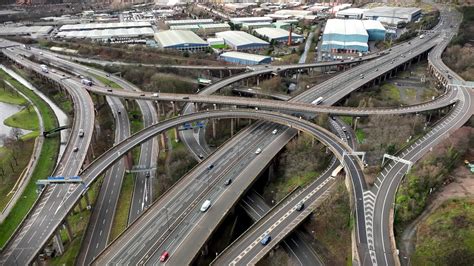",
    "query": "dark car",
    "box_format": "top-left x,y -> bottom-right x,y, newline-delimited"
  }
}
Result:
183,96 -> 190,100
224,179 -> 232,186
260,235 -> 271,245
295,202 -> 304,211
107,89 -> 113,92
208,164 -> 214,170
